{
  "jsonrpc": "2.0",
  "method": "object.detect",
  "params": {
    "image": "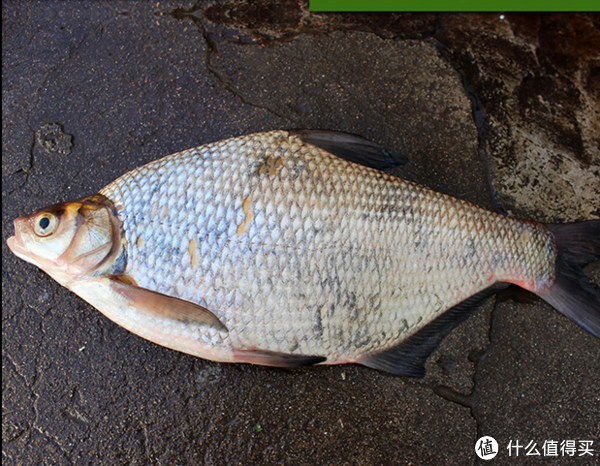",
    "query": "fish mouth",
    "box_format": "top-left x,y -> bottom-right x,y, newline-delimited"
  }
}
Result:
6,233 -> 26,258
7,219 -> 41,267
